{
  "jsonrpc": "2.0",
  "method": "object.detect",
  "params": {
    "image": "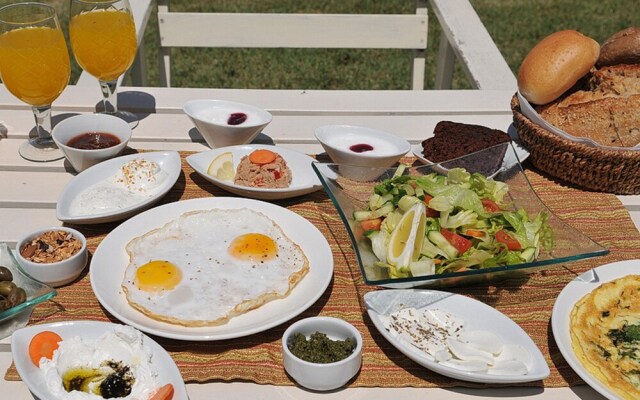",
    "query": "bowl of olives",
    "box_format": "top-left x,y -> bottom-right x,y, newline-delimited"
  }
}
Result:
0,243 -> 56,338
